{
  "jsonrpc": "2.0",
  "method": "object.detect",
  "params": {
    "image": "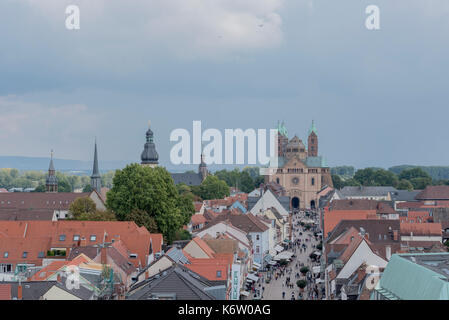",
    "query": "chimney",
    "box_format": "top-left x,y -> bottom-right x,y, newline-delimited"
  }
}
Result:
56,273 -> 62,284
101,247 -> 107,264
17,284 -> 22,300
